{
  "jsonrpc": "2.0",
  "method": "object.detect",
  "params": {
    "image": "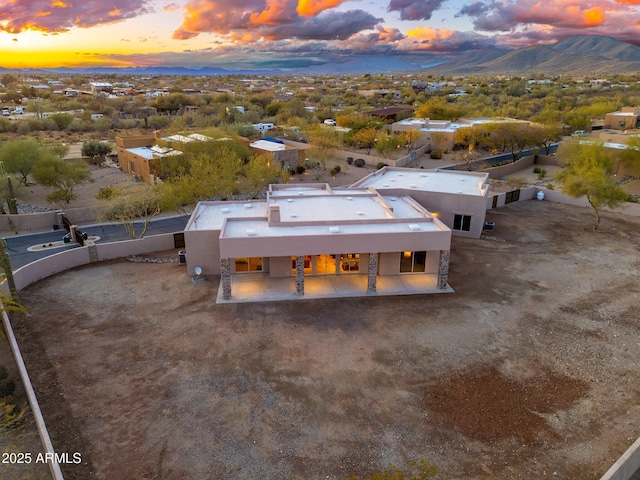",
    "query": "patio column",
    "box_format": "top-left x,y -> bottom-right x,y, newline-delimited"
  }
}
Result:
367,252 -> 378,293
221,258 -> 232,300
437,249 -> 450,289
295,256 -> 304,296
